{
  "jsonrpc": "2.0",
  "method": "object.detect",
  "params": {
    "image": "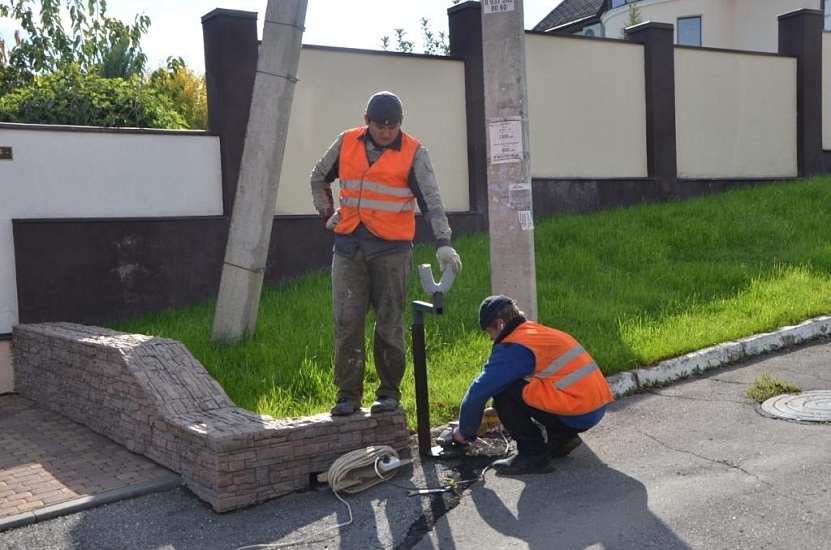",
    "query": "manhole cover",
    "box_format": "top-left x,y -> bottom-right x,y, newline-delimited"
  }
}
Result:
759,390 -> 831,423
